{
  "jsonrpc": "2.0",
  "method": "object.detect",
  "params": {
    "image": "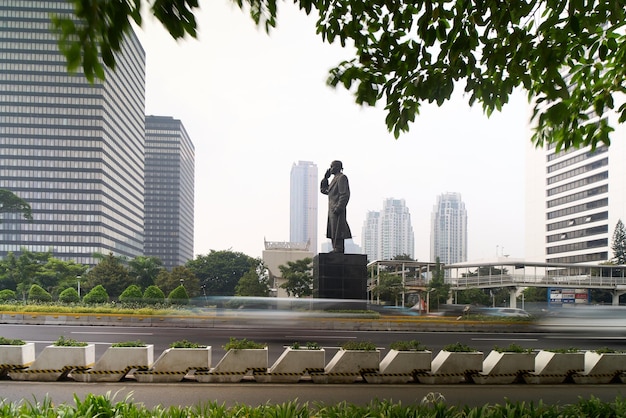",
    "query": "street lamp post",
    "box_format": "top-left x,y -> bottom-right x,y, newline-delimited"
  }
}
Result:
77,276 -> 81,298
